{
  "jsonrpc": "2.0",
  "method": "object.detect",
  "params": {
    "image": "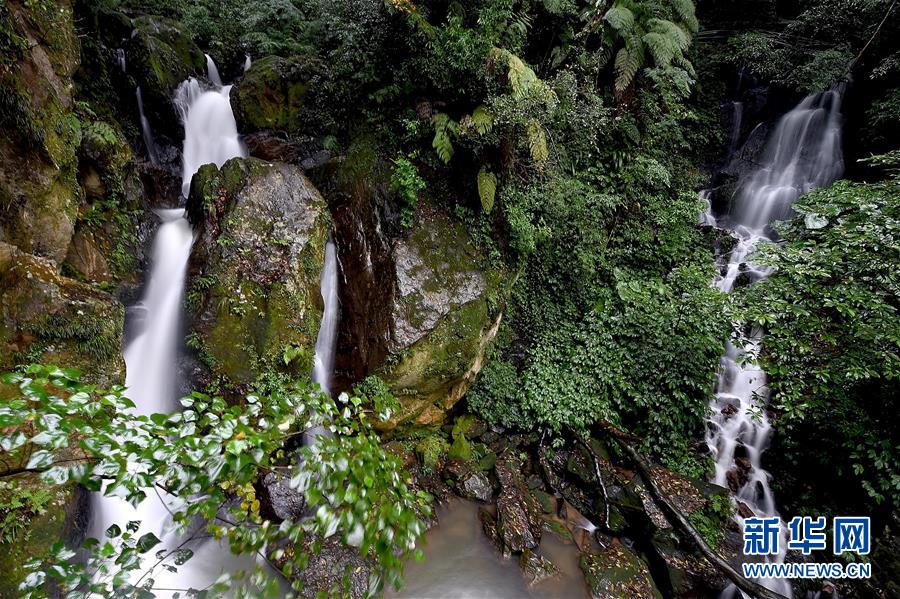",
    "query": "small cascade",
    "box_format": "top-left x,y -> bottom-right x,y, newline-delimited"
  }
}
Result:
175,78 -> 245,197
706,87 -> 844,598
205,53 -> 223,87
244,54 -> 252,71
305,239 -> 340,445
116,48 -> 126,73
136,86 -> 160,165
